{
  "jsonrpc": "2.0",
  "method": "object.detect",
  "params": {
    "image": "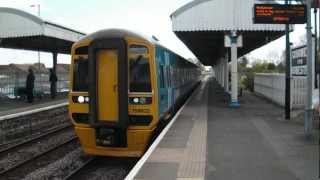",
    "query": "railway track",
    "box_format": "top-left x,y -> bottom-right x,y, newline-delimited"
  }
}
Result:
63,157 -> 138,180
63,157 -> 95,180
0,125 -> 79,179
0,104 -> 68,146
0,123 -> 72,153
